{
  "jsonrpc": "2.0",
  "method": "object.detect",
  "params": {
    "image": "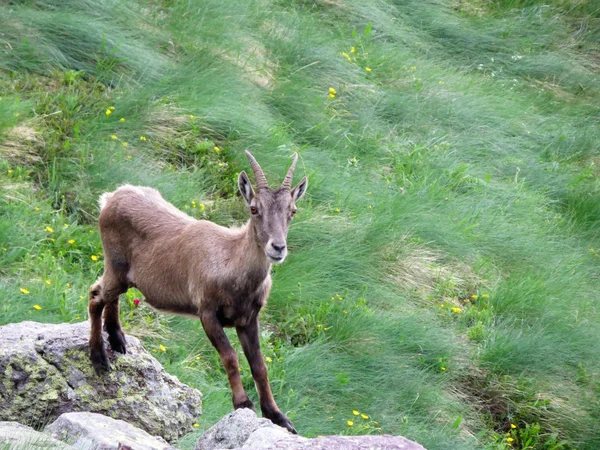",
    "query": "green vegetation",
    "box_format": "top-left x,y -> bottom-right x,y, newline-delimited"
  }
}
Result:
1,0 -> 598,449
